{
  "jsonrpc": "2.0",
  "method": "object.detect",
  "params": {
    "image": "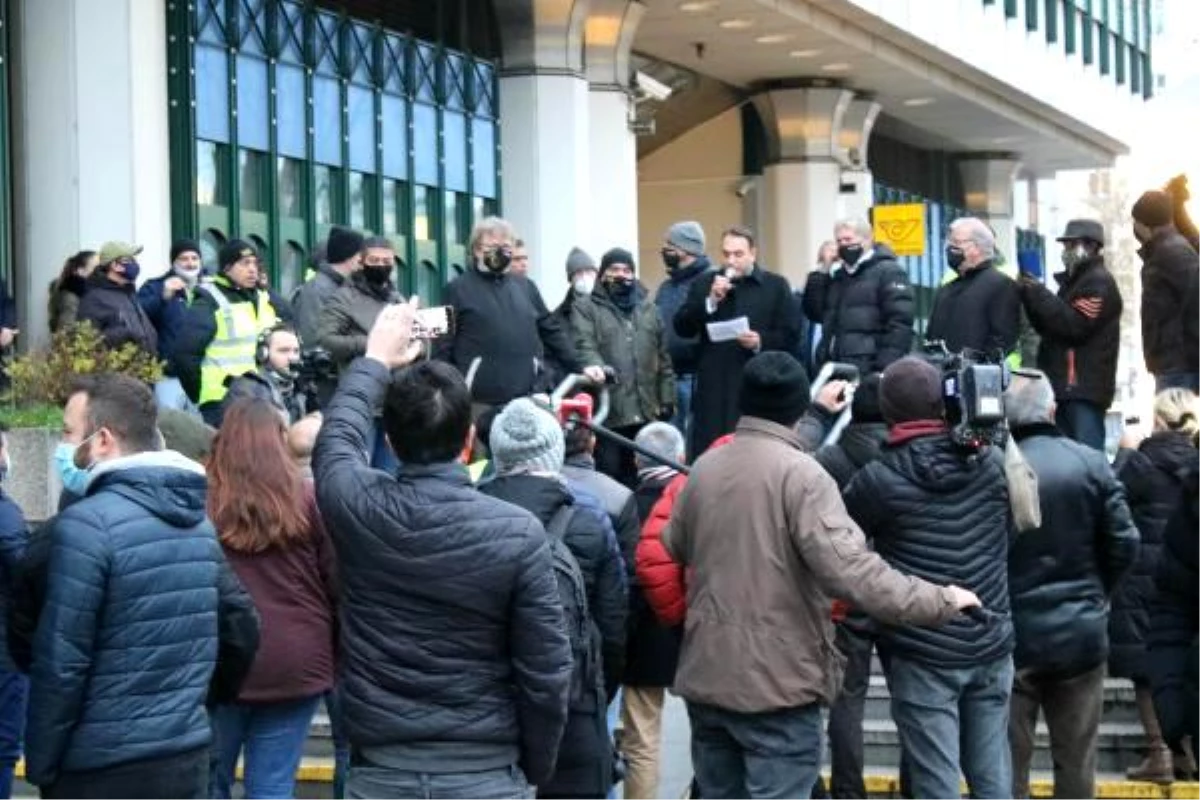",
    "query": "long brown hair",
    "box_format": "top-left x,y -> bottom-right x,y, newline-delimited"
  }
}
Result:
208,398 -> 309,553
